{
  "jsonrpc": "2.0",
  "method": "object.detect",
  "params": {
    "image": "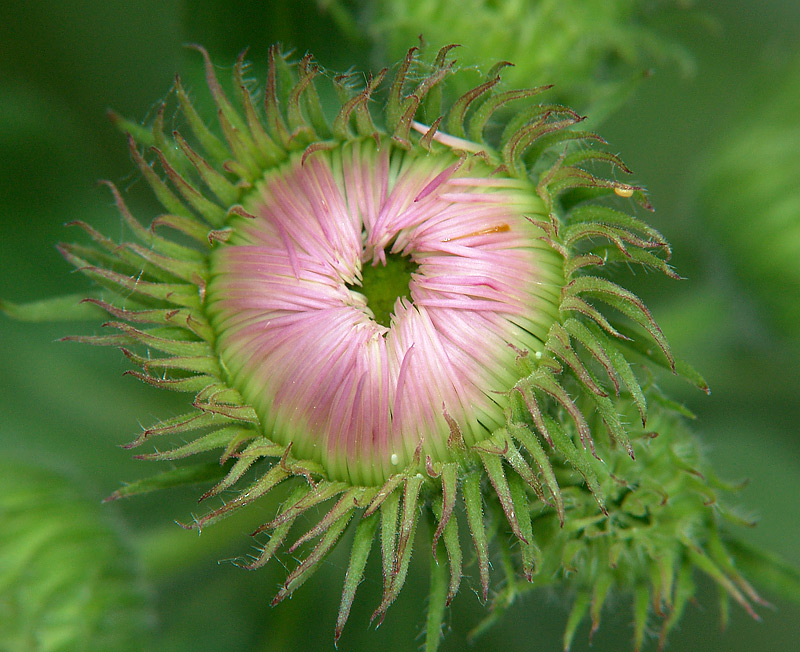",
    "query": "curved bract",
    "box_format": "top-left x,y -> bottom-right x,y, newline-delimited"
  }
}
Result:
50,45 -> 709,649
